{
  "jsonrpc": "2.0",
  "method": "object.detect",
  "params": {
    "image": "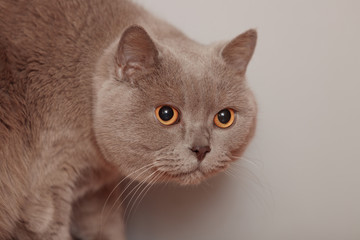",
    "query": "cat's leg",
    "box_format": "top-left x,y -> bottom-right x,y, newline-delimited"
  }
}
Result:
16,182 -> 73,240
14,163 -> 79,240
70,184 -> 126,240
